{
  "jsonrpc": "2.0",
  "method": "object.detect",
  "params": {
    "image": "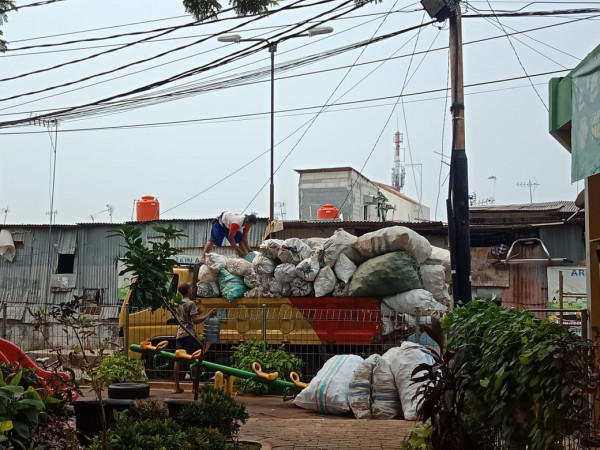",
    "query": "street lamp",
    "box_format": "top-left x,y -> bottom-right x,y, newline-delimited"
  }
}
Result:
218,26 -> 333,223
